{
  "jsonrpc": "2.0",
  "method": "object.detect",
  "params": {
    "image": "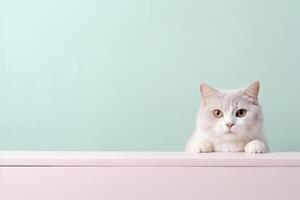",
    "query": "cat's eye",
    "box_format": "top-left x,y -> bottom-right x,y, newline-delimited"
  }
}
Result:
213,109 -> 223,118
236,109 -> 247,118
